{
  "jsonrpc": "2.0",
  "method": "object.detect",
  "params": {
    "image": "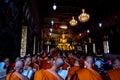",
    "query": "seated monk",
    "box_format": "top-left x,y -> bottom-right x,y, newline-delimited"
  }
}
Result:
40,50 -> 52,69
58,58 -> 70,79
62,58 -> 70,70
34,57 -> 64,80
68,54 -> 75,66
50,47 -> 60,59
79,56 -> 84,68
106,57 -> 120,80
41,47 -> 60,69
73,55 -> 102,80
41,56 -> 53,69
6,60 -> 28,80
22,57 -> 34,80
23,57 -> 32,70
31,55 -> 39,71
67,60 -> 80,80
3,58 -> 11,73
10,57 -> 21,72
36,55 -> 42,68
